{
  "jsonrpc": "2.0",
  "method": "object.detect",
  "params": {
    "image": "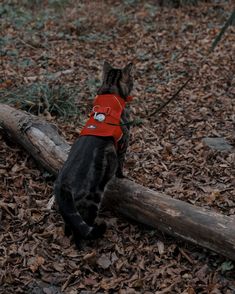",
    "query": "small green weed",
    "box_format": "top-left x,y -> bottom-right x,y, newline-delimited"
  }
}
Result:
1,83 -> 80,118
